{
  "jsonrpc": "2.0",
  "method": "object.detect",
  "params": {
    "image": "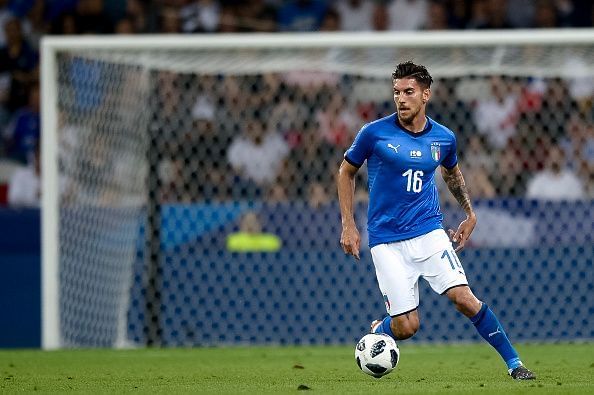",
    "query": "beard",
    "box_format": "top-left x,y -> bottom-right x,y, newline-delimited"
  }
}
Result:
398,106 -> 419,123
